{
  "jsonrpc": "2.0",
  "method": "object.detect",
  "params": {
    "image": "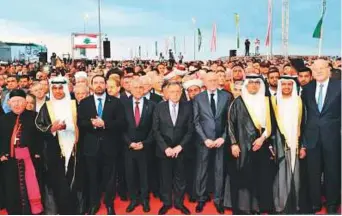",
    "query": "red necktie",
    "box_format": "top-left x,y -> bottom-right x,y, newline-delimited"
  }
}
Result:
135,101 -> 141,126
